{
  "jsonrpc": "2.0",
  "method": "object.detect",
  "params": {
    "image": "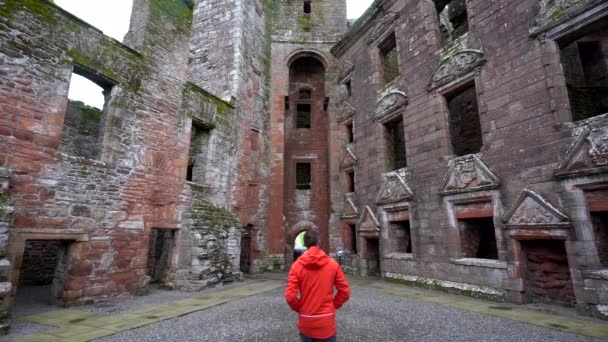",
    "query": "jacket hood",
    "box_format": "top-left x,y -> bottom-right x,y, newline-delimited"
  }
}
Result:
298,246 -> 330,270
